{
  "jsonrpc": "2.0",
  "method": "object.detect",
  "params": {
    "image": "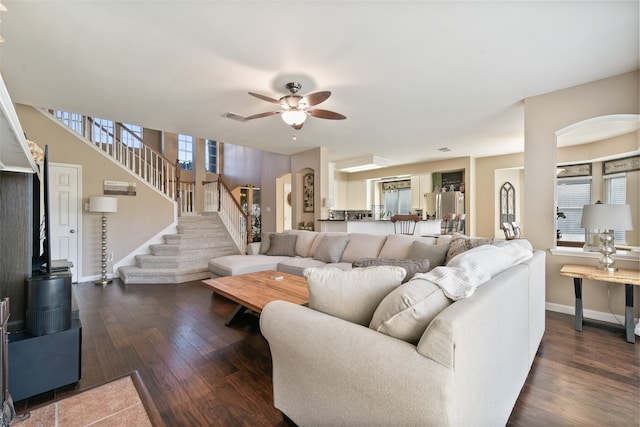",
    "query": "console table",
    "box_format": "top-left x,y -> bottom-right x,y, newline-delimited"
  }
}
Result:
560,264 -> 640,343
